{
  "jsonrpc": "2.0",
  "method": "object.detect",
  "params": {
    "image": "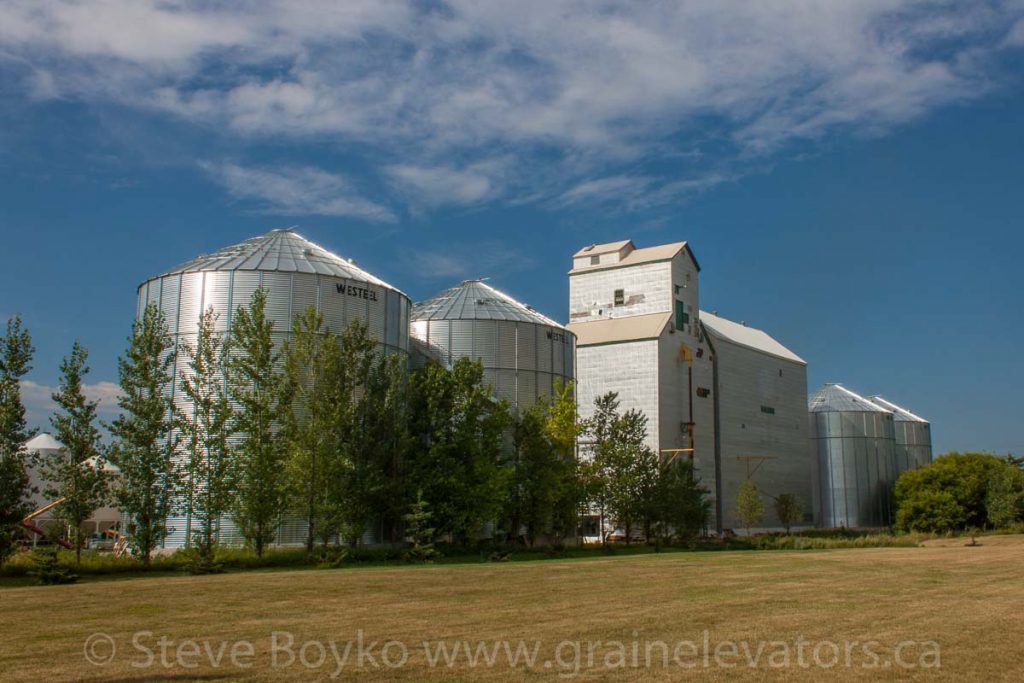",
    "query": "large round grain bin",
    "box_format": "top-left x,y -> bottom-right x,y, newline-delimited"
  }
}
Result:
809,384 -> 897,528
868,396 -> 933,474
137,228 -> 410,547
410,280 -> 575,411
